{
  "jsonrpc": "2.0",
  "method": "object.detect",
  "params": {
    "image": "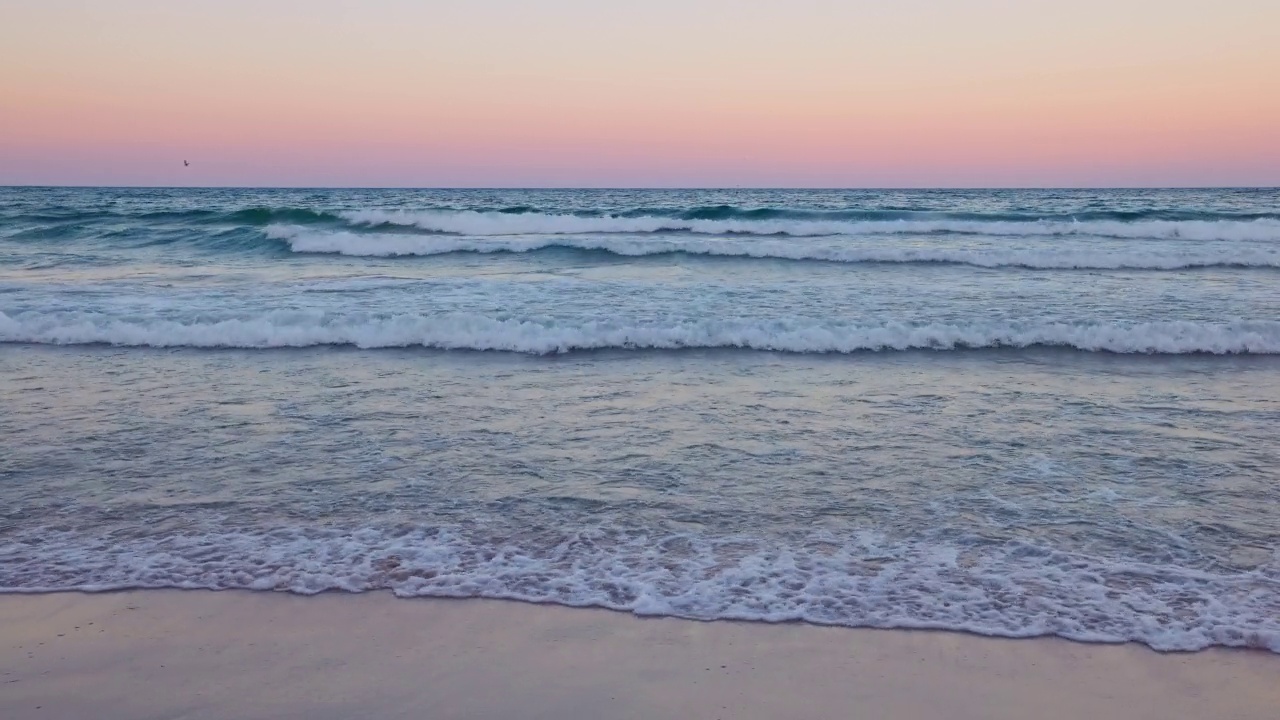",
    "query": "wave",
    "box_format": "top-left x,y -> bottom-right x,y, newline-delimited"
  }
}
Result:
269,226 -> 1280,270
1,207 -> 344,227
3,310 -> 1276,354
8,205 -> 1280,244
217,207 -> 340,225
2,525 -> 1276,652
338,210 -> 1280,241
668,205 -> 1280,223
